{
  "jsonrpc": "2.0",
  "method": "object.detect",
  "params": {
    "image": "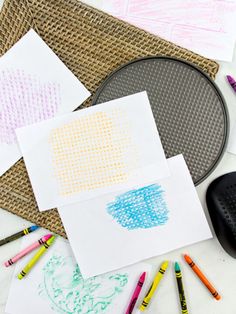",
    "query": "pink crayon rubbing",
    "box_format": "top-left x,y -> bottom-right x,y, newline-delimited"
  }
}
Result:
226,75 -> 236,93
125,272 -> 146,314
0,68 -> 60,145
4,234 -> 52,267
